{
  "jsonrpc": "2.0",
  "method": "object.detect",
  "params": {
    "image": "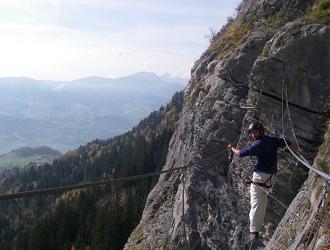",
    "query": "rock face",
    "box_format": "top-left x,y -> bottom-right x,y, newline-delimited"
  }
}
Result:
125,0 -> 330,249
265,123 -> 330,249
